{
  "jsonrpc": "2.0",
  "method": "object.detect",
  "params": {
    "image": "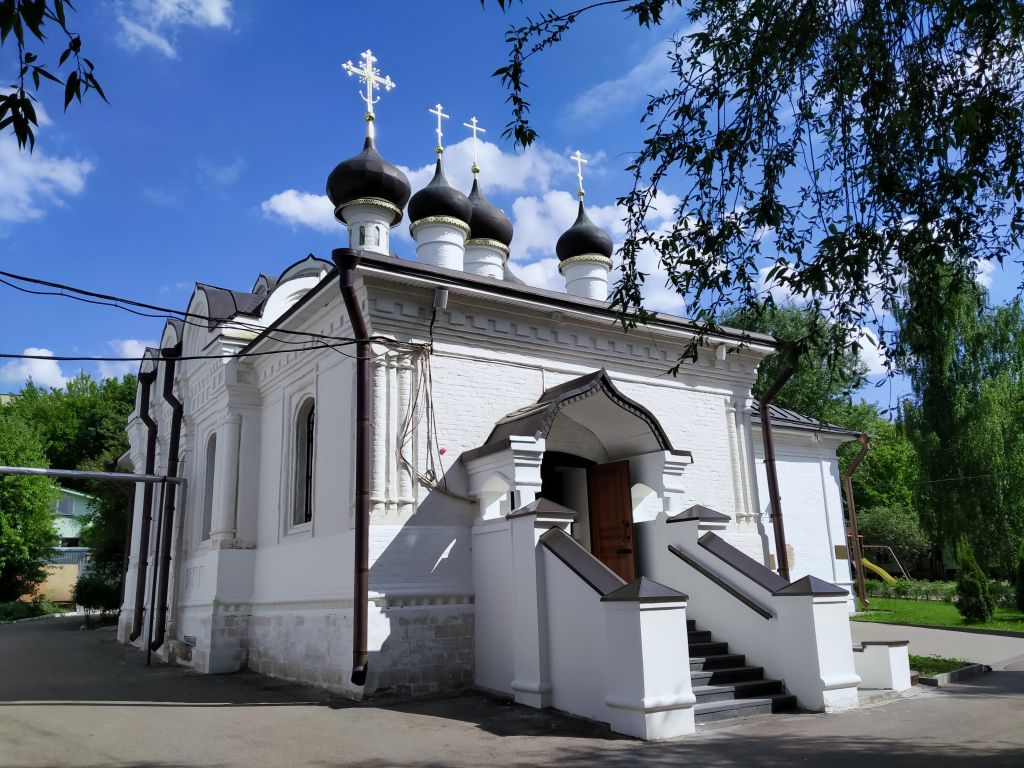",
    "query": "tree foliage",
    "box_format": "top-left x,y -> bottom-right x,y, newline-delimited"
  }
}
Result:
0,410 -> 58,601
4,373 -> 137,583
488,0 -> 1024,368
722,303 -> 866,421
857,505 -> 931,567
830,401 -> 920,514
903,279 -> 1024,573
1,0 -> 106,151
